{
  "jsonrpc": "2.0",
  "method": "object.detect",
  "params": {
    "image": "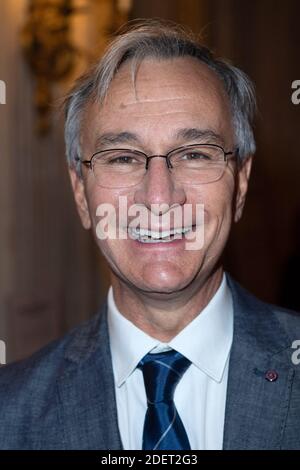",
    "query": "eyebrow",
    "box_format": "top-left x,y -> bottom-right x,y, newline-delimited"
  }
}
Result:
174,128 -> 225,145
94,127 -> 224,150
95,132 -> 140,149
